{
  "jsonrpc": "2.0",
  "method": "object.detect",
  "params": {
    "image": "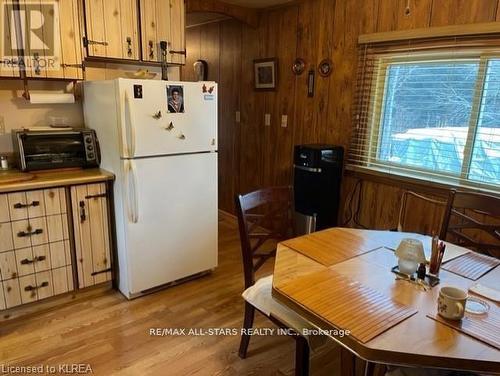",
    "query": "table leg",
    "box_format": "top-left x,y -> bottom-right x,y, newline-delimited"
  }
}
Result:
340,348 -> 356,376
